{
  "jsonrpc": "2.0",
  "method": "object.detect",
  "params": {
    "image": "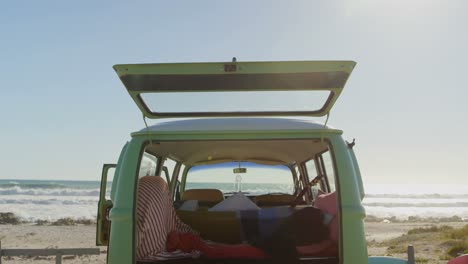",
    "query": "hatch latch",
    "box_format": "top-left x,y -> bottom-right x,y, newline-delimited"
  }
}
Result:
347,138 -> 356,149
